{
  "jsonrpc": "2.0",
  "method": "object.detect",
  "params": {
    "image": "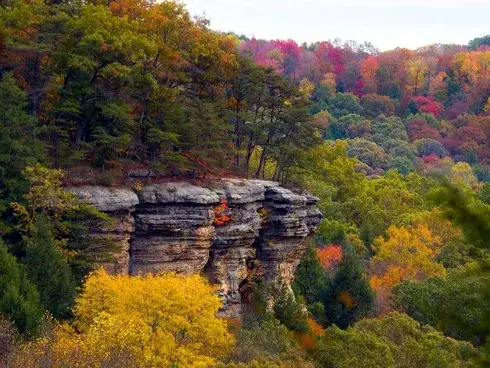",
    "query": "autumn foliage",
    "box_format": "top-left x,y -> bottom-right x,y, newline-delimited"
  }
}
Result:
214,200 -> 232,226
316,245 -> 343,273
0,1 -> 489,366
11,269 -> 233,368
369,224 -> 445,313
